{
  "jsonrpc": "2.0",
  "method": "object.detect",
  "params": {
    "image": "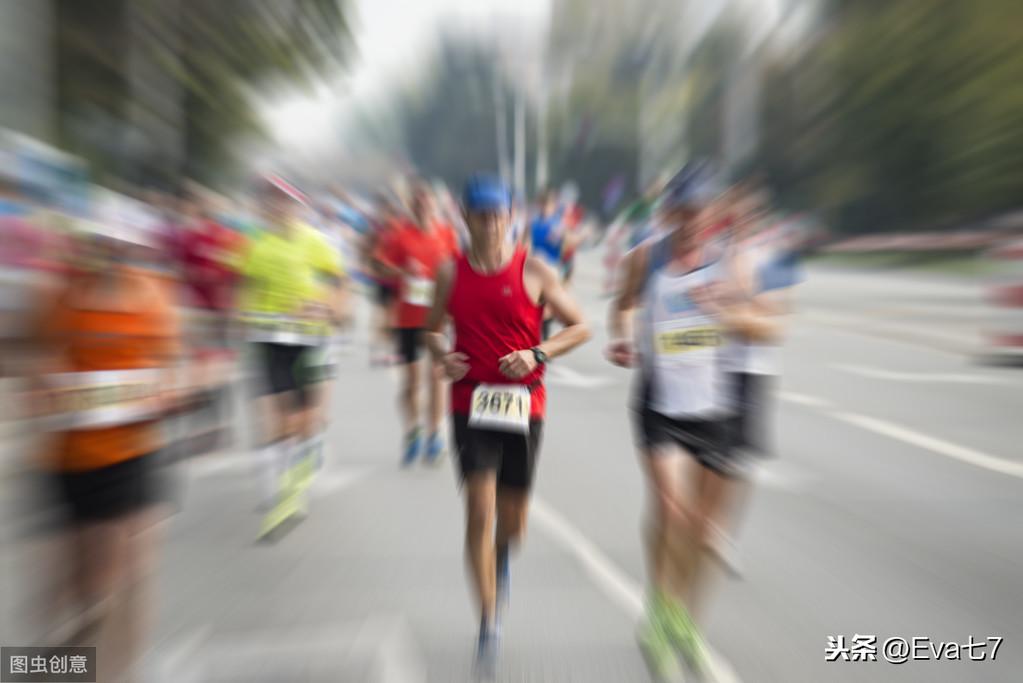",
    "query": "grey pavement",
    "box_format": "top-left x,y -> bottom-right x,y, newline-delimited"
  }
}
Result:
795,265 -> 1010,356
2,253 -> 1022,682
